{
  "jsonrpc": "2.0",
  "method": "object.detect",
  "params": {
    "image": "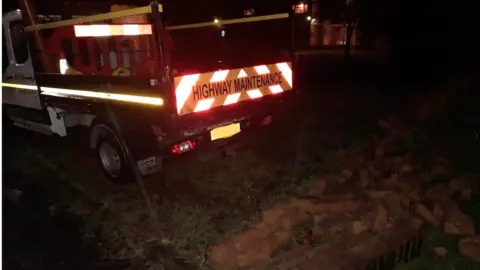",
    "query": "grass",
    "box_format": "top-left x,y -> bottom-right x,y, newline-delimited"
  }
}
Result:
394,227 -> 480,270
3,96 -> 379,269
